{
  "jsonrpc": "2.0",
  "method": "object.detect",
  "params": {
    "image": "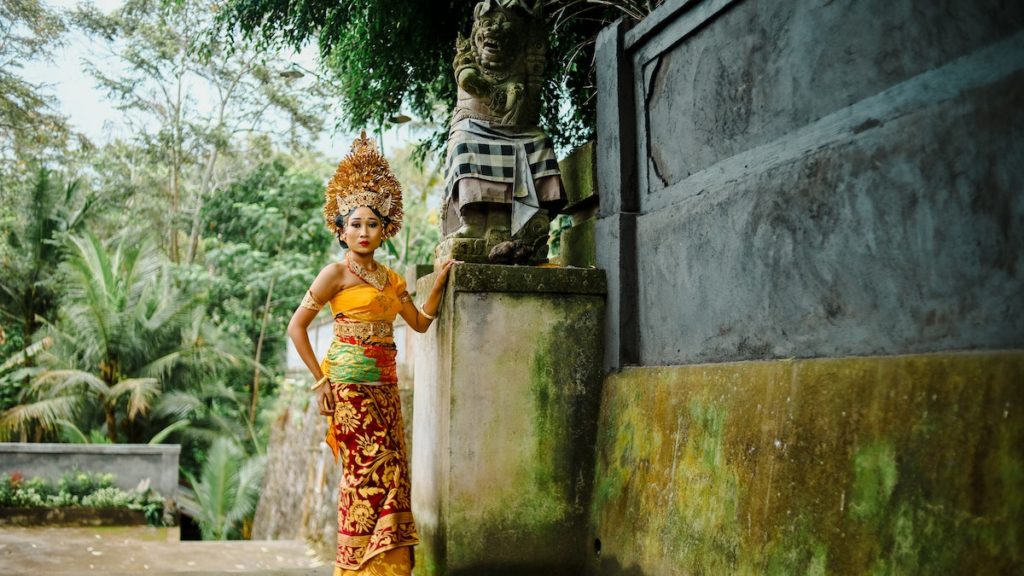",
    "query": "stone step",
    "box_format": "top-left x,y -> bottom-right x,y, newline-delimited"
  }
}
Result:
0,526 -> 324,574
43,569 -> 319,573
